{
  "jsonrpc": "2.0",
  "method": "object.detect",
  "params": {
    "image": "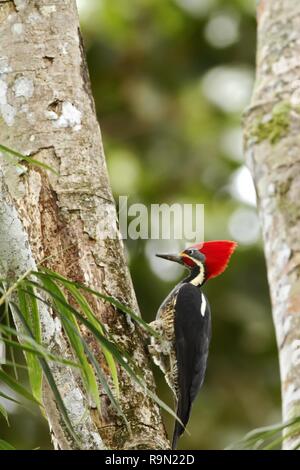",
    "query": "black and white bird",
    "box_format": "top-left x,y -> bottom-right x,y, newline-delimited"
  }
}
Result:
149,240 -> 237,449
